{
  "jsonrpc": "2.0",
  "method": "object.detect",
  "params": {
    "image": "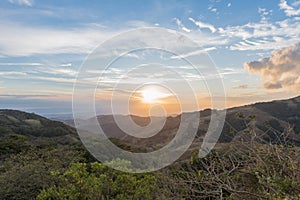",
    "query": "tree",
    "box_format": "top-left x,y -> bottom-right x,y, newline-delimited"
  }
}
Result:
37,160 -> 158,200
